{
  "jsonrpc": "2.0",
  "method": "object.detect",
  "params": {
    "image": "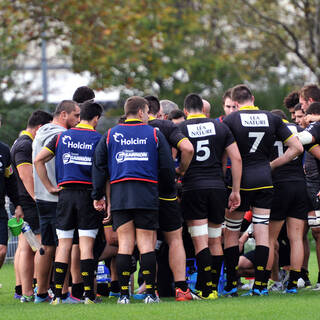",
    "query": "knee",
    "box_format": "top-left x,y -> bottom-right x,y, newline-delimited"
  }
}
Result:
0,245 -> 7,259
